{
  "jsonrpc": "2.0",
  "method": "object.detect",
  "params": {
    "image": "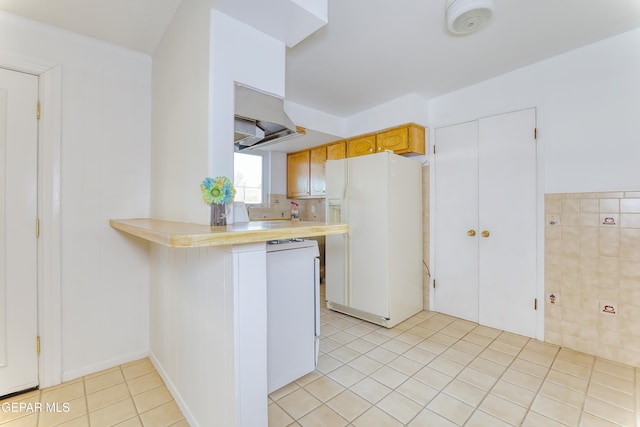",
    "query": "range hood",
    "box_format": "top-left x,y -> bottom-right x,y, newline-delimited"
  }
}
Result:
234,84 -> 305,151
